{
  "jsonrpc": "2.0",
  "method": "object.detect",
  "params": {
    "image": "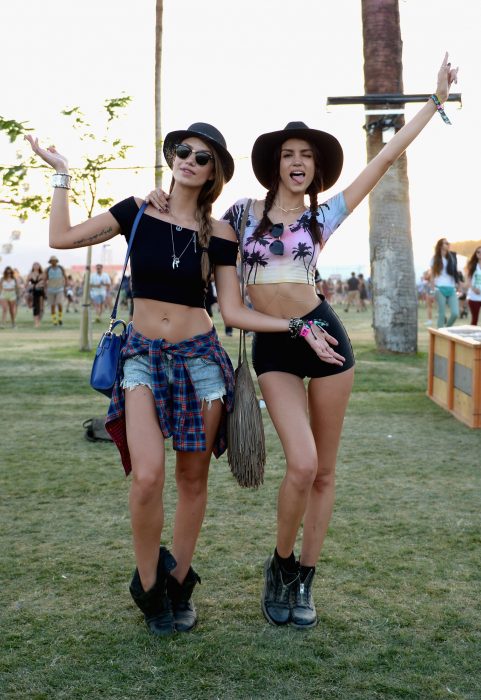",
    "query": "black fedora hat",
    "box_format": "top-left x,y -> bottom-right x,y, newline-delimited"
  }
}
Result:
251,121 -> 343,192
163,122 -> 235,183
